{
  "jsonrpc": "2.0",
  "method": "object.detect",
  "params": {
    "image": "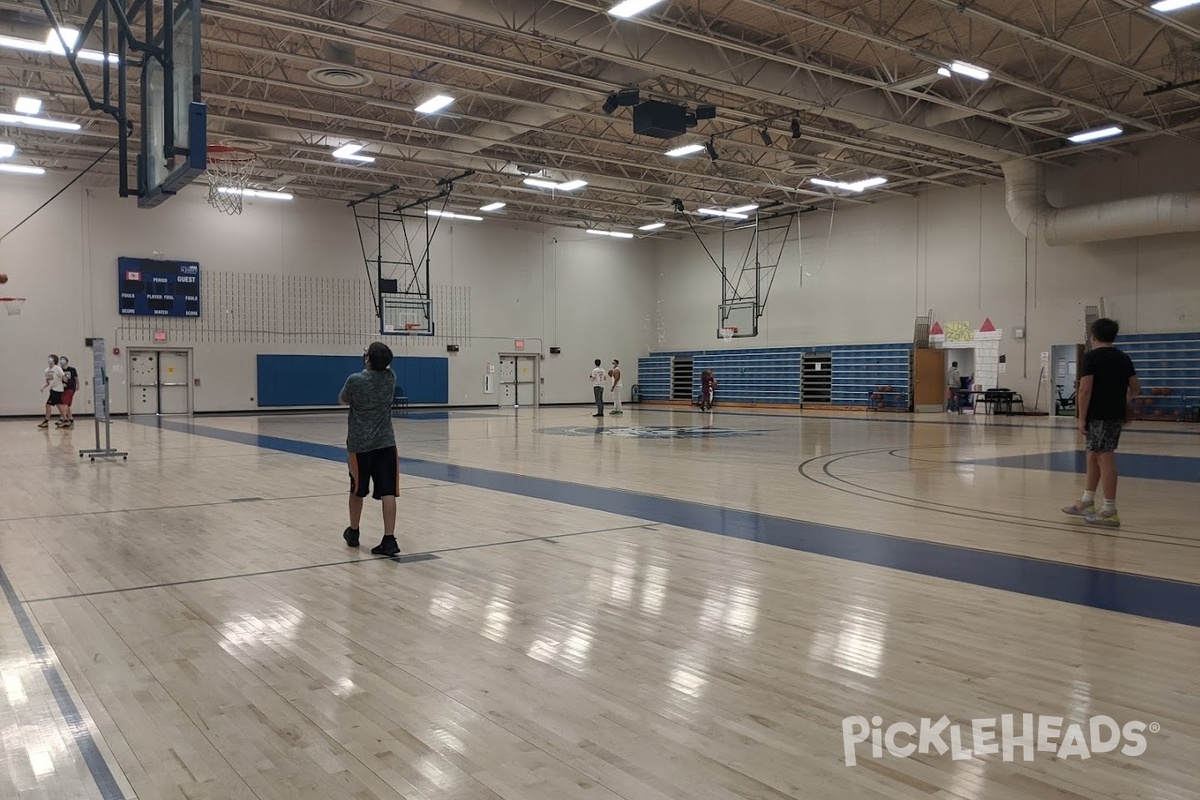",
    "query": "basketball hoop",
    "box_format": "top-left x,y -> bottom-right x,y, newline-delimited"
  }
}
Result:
720,326 -> 737,342
0,297 -> 25,316
206,145 -> 257,215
